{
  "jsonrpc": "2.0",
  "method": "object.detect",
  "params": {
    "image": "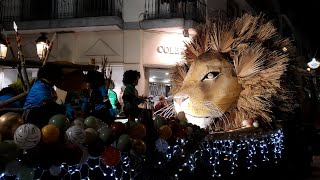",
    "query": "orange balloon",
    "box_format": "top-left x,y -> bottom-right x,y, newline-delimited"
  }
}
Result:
132,139 -> 147,154
158,125 -> 172,140
128,123 -> 146,139
101,146 -> 120,167
41,124 -> 60,143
